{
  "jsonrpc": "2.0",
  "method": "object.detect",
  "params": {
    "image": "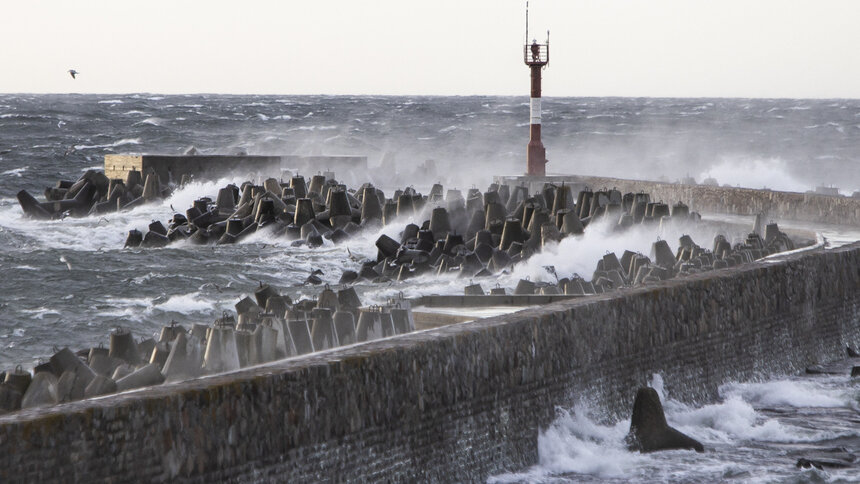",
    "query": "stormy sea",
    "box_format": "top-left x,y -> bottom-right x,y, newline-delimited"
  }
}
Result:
0,93 -> 858,482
